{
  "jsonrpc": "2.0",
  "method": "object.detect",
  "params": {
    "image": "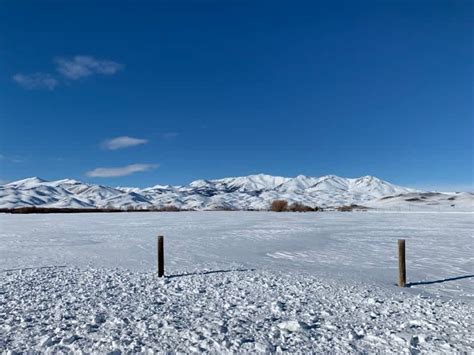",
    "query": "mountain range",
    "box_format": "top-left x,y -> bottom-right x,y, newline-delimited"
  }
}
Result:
0,174 -> 472,211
